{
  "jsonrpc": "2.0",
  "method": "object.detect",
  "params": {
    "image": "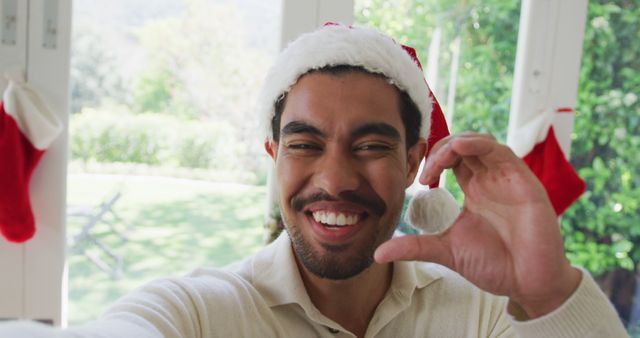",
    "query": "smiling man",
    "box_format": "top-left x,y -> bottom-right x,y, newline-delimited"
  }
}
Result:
0,24 -> 628,338
264,69 -> 420,336
269,69 -> 413,279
